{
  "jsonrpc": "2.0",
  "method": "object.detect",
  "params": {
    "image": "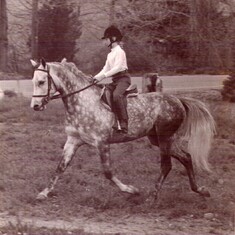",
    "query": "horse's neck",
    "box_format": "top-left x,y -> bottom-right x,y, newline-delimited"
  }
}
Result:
49,65 -> 102,112
50,64 -> 89,94
60,77 -> 101,97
